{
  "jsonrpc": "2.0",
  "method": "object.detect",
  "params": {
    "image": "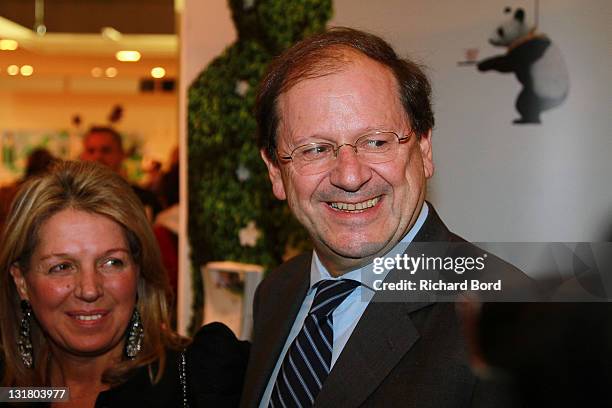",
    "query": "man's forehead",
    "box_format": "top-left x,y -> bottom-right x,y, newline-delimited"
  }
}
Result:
277,54 -> 405,139
283,47 -> 389,92
280,50 -> 401,110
